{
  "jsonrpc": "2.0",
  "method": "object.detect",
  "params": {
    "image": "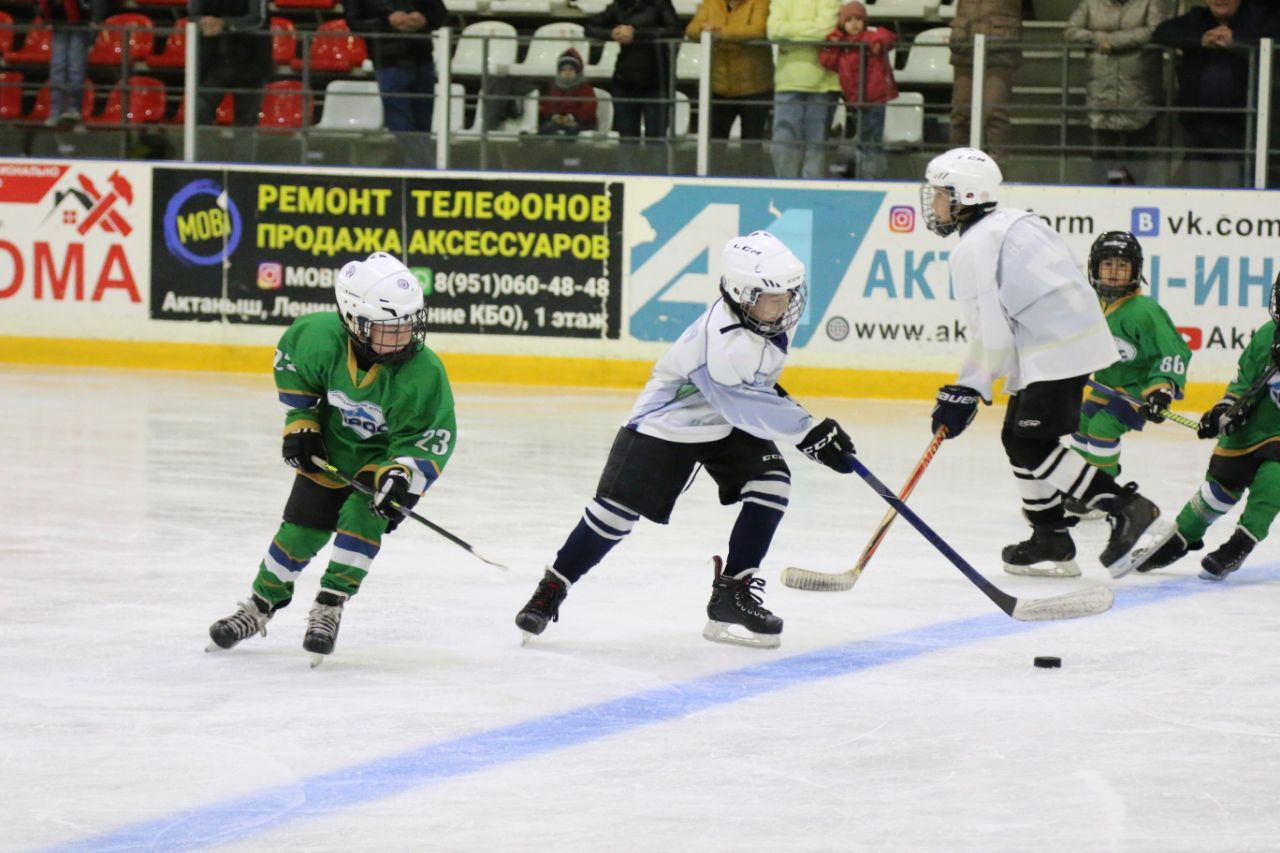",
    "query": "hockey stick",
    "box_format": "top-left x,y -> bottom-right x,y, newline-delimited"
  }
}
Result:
781,427 -> 947,592
846,454 -> 1114,621
1216,365 -> 1279,429
1084,381 -> 1199,431
311,457 -> 509,571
